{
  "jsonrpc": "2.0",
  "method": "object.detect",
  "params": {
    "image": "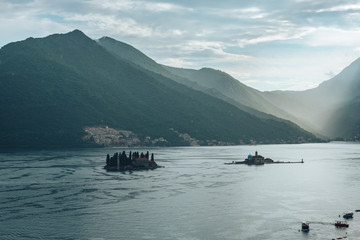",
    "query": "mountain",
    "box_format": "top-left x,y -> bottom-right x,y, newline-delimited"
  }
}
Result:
97,36 -> 201,89
169,59 -> 360,140
98,37 -> 303,124
98,37 -> 315,130
0,30 -> 318,148
98,33 -> 360,141
97,36 -> 325,140
162,66 -> 301,120
263,58 -> 360,139
306,58 -> 360,139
